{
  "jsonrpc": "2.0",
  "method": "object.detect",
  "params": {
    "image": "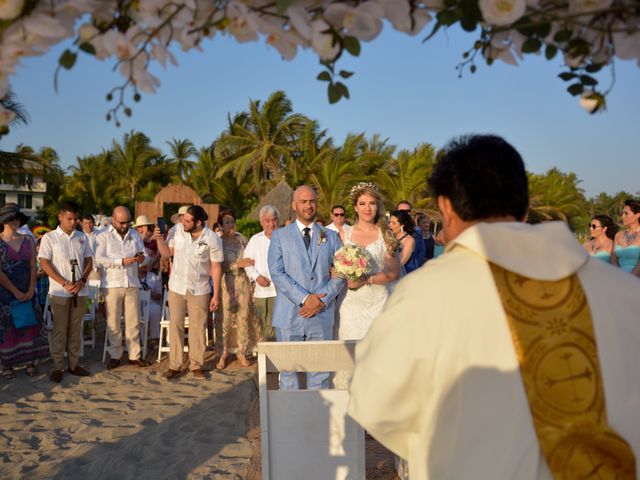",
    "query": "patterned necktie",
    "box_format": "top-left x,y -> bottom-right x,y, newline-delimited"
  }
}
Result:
303,227 -> 311,250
